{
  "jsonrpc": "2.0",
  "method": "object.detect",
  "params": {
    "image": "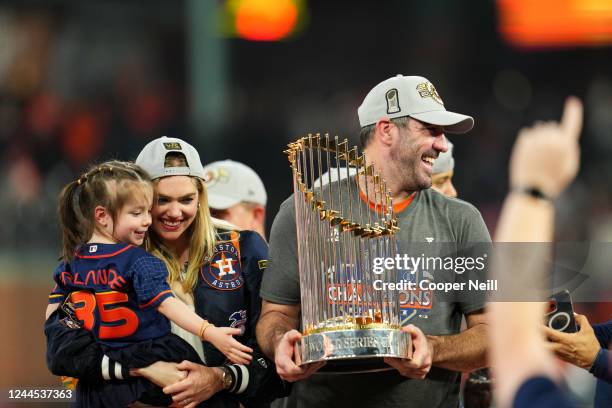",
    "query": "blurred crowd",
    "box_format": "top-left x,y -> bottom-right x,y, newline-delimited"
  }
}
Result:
0,3 -> 187,248
2,0 -> 612,277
